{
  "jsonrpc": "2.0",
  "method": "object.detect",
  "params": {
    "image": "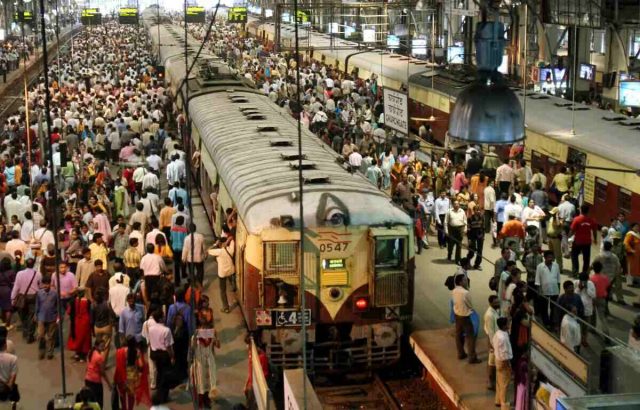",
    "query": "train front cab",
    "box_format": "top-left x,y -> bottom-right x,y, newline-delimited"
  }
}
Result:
237,223 -> 415,372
